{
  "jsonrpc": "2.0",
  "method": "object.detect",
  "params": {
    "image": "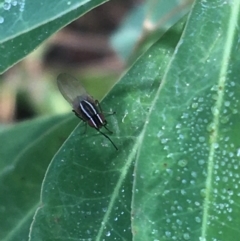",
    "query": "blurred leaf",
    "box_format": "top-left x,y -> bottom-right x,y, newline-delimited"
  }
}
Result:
0,0 -> 108,74
110,4 -> 145,60
111,0 -> 192,61
0,114 -> 78,241
29,14 -> 185,241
